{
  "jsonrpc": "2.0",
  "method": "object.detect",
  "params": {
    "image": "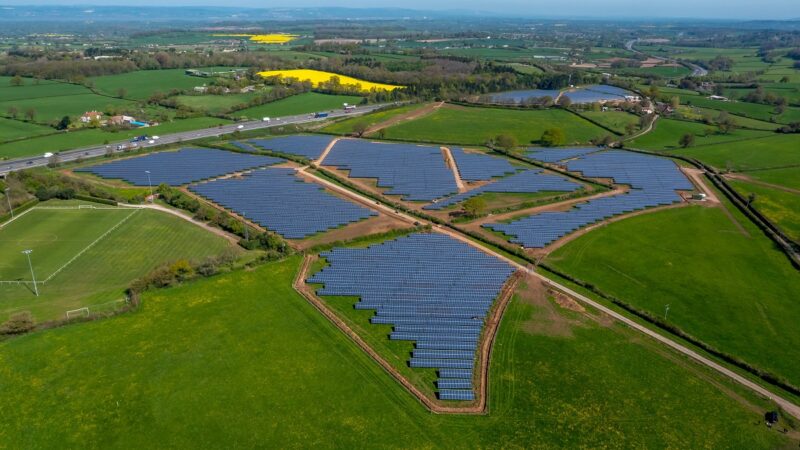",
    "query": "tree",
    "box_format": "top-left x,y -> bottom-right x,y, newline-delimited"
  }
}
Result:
670,96 -> 680,109
624,122 -> 637,136
556,95 -> 572,109
352,121 -> 369,137
495,134 -> 518,151
24,108 -> 36,122
7,105 -> 18,119
56,116 -> 71,130
679,133 -> 695,148
117,87 -> 127,98
541,128 -> 566,147
0,312 -> 35,335
746,192 -> 757,206
716,111 -> 737,134
9,75 -> 23,87
462,196 -> 487,217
